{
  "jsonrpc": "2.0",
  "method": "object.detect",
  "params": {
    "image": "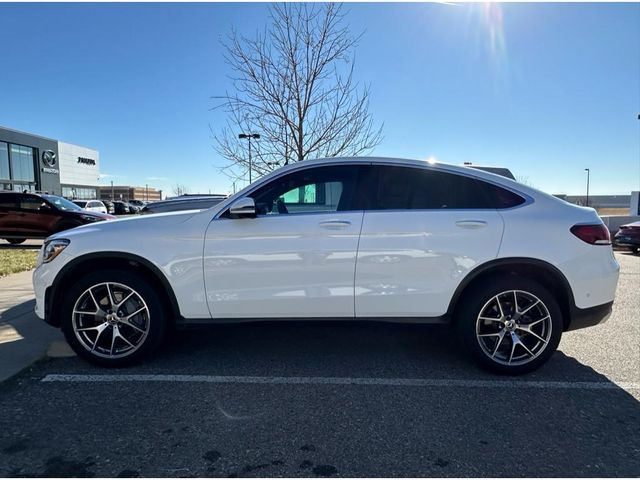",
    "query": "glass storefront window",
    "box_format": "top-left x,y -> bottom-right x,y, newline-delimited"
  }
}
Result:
10,144 -> 35,183
62,186 -> 97,199
0,142 -> 9,181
